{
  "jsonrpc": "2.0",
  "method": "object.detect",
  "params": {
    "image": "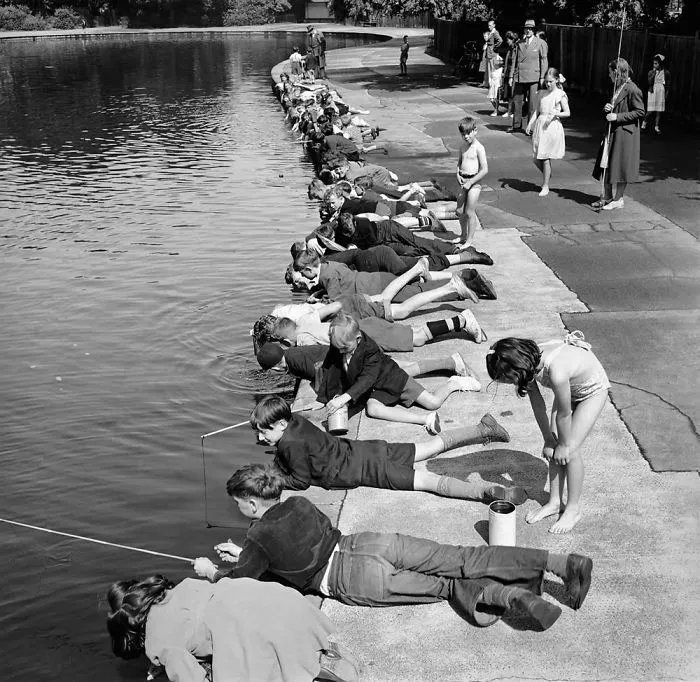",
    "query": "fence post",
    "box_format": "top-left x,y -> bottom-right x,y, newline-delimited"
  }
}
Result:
689,34 -> 699,125
586,25 -> 596,94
